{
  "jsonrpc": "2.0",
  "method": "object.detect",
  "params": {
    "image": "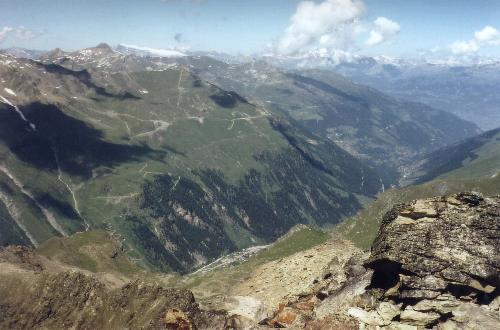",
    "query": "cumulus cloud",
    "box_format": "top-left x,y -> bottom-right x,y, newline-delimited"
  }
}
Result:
474,25 -> 500,45
0,26 -> 43,44
450,25 -> 500,54
0,26 -> 13,43
276,0 -> 366,55
366,17 -> 400,46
